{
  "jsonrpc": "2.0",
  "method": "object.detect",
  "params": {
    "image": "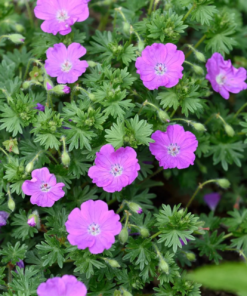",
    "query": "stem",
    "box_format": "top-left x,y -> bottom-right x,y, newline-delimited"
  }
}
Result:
204,114 -> 214,125
234,102 -> 247,118
138,100 -> 148,115
0,147 -> 9,158
45,151 -> 59,164
185,35 -> 206,59
150,230 -> 162,240
186,179 -> 216,209
223,233 -> 233,240
107,198 -> 117,206
47,92 -> 53,109
148,0 -> 155,15
171,118 -> 191,124
182,3 -> 196,21
138,167 -> 163,185
25,0 -> 34,28
170,109 -> 177,118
